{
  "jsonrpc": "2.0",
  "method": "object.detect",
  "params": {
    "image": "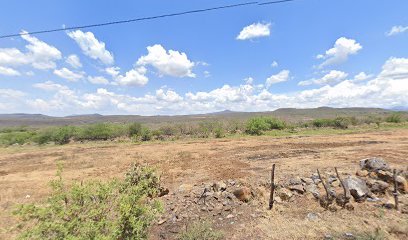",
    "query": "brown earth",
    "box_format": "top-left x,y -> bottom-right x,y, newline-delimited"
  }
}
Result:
1,129 -> 408,239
